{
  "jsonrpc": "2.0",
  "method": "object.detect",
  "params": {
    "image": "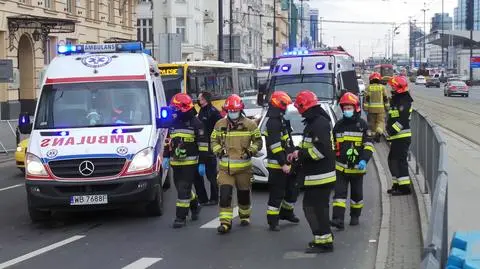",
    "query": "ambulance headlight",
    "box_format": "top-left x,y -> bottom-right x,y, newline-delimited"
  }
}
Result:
128,148 -> 154,172
26,153 -> 47,176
